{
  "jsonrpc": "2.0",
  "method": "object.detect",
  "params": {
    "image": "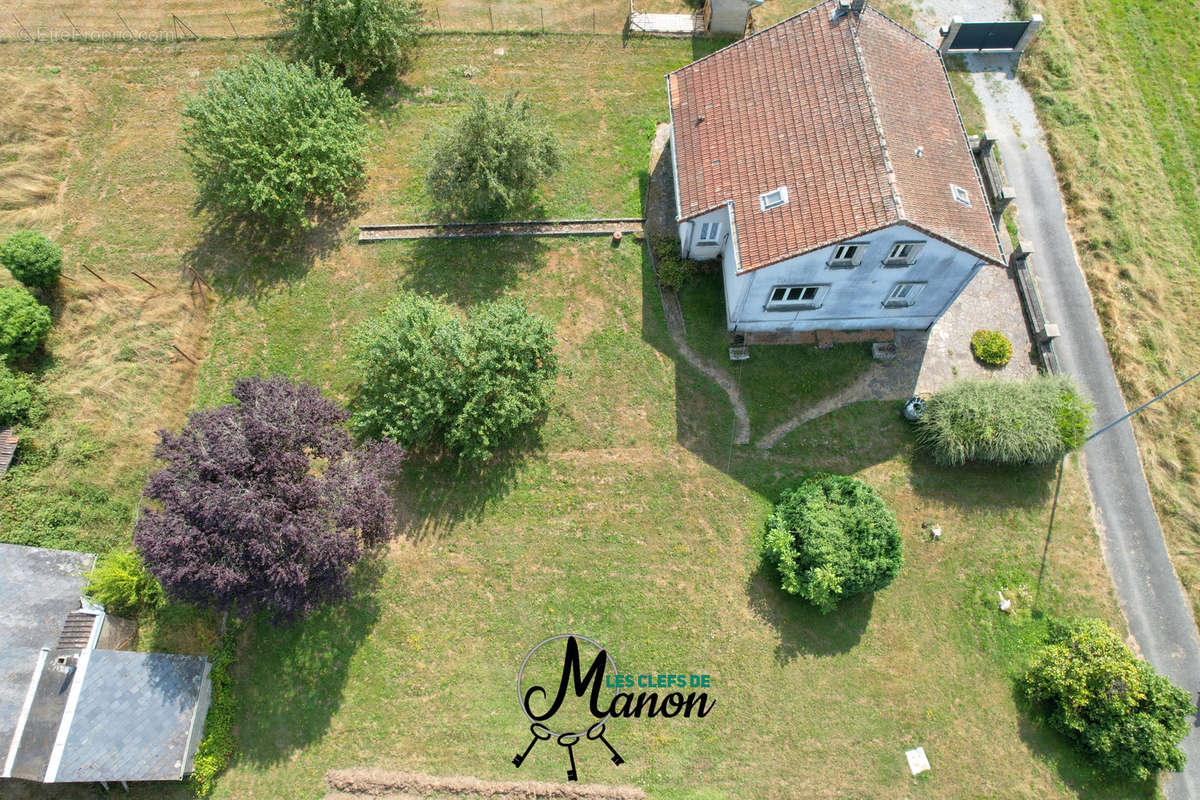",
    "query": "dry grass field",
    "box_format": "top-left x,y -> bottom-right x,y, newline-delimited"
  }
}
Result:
1018,0 -> 1200,617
